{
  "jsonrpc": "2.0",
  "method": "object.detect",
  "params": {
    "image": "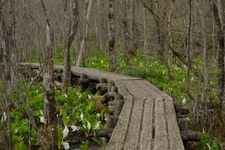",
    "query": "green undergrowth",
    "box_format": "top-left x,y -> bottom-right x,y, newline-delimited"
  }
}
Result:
84,51 -> 219,103
84,51 -> 187,101
1,83 -> 108,149
197,132 -> 222,150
